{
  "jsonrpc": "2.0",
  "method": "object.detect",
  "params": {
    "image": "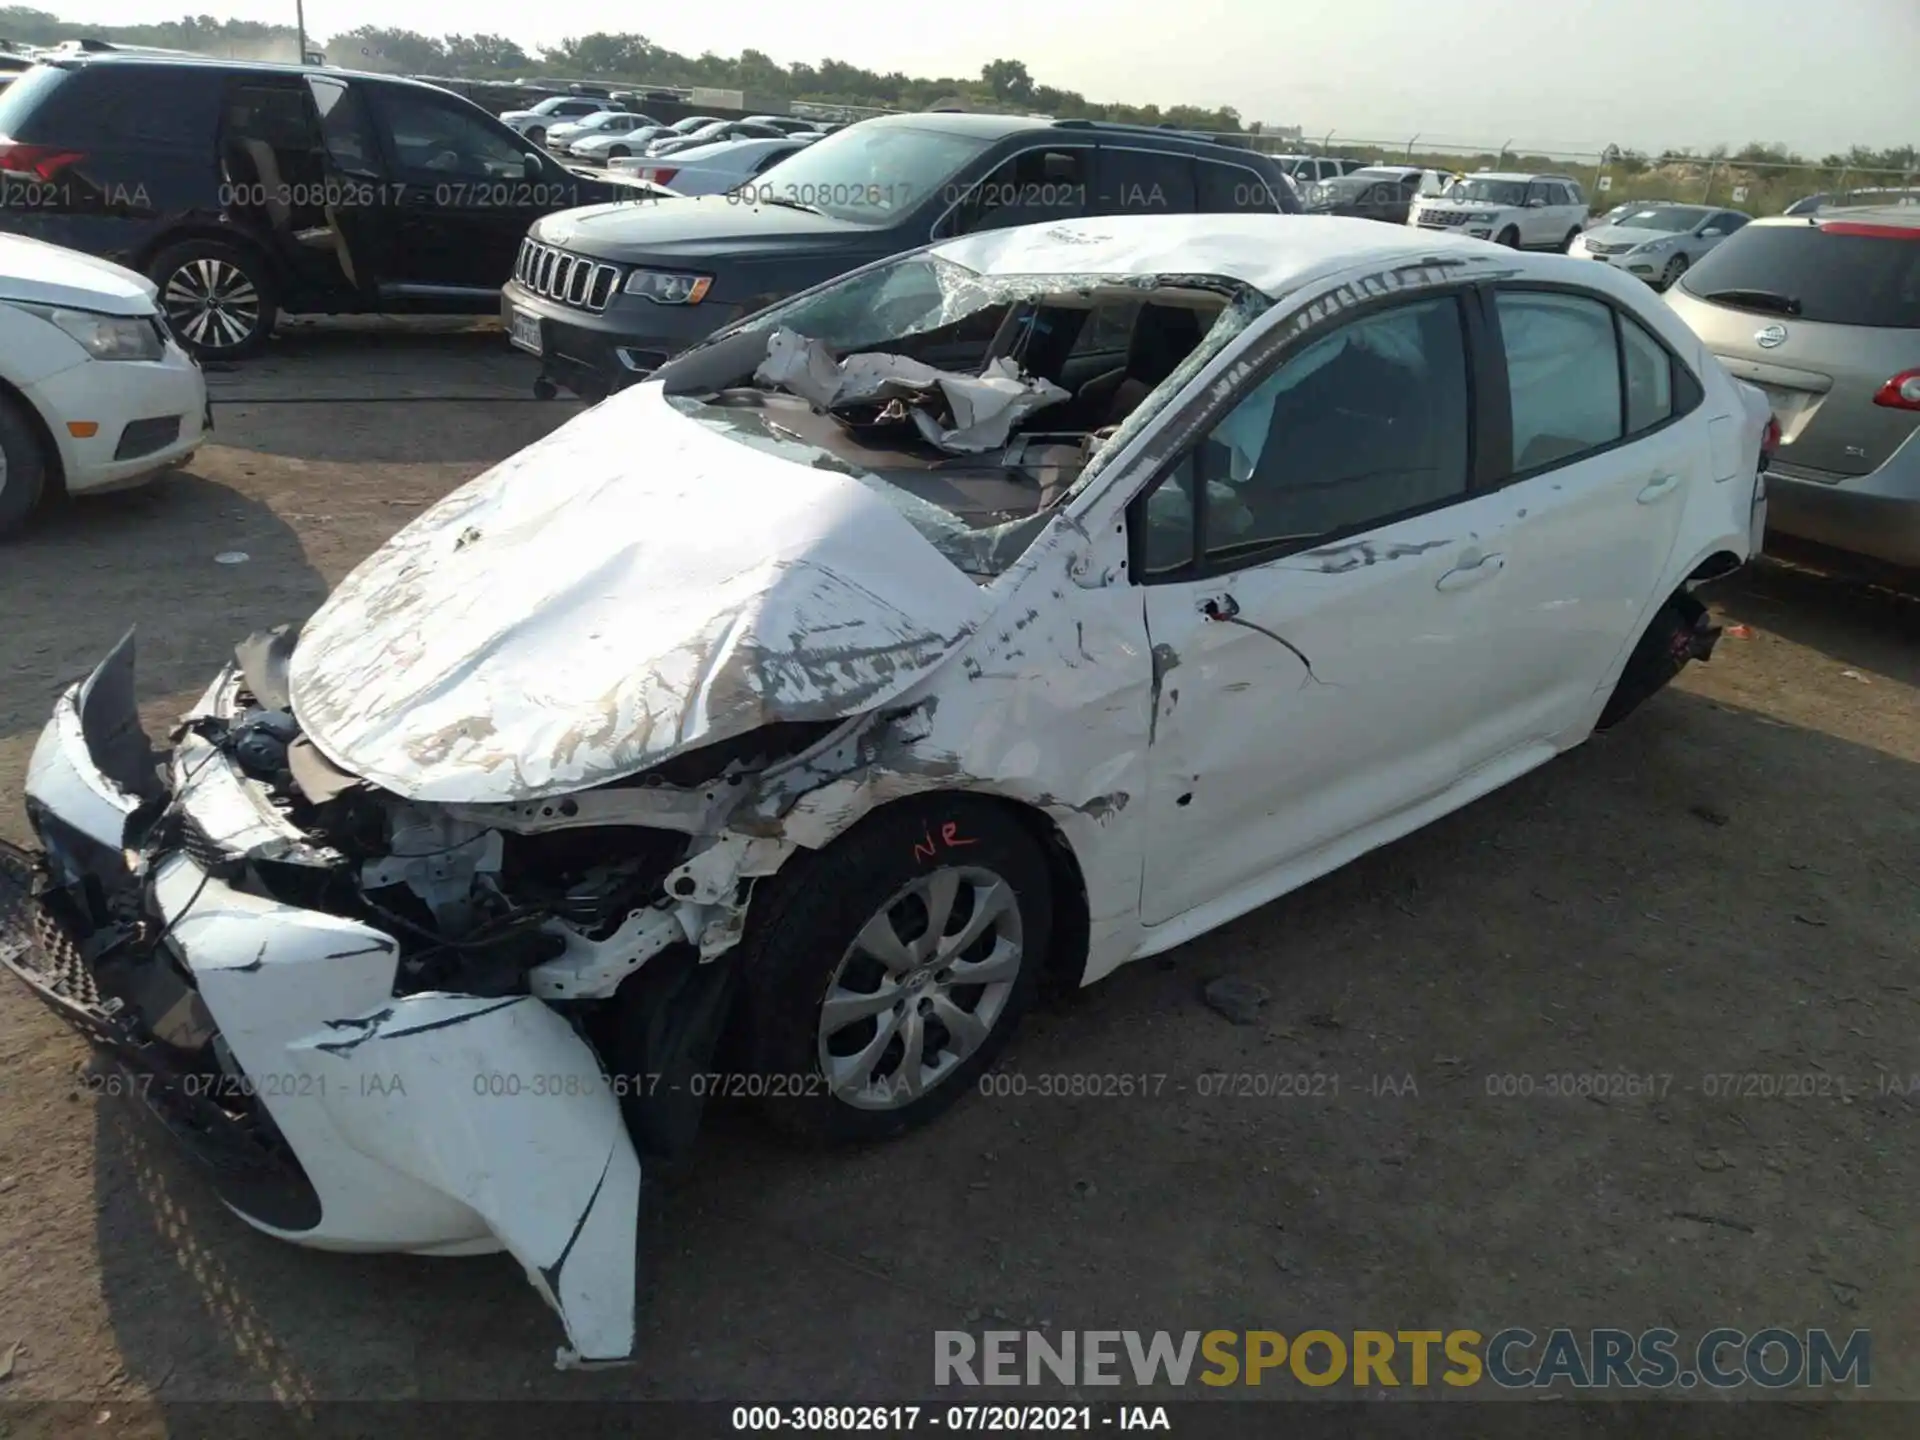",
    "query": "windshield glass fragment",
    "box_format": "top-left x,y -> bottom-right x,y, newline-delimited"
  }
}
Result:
656,256 -> 1270,579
